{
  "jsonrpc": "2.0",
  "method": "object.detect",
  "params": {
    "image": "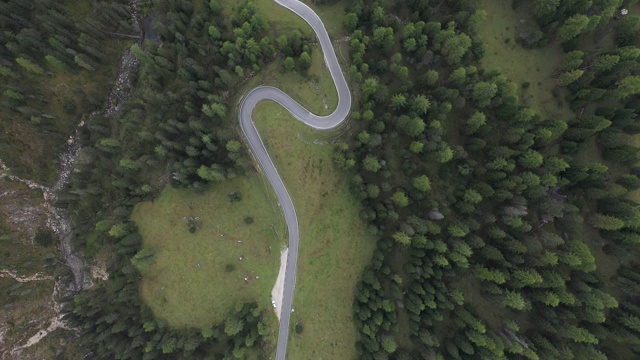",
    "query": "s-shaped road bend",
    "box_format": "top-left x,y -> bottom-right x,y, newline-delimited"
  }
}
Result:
238,0 -> 351,359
